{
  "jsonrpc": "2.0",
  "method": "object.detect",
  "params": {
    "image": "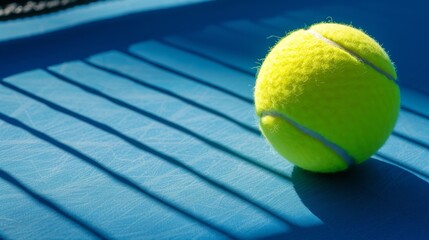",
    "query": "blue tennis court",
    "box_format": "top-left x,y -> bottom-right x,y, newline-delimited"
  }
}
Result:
0,1 -> 428,239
